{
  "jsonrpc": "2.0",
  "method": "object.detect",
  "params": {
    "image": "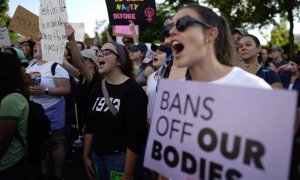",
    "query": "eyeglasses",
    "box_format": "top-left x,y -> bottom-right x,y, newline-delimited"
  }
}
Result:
123,40 -> 133,44
162,15 -> 212,38
96,49 -> 118,57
